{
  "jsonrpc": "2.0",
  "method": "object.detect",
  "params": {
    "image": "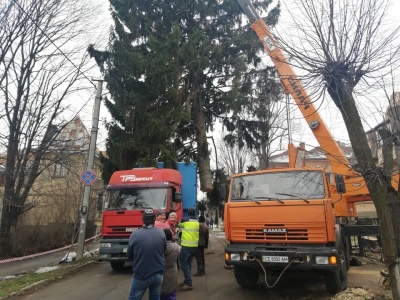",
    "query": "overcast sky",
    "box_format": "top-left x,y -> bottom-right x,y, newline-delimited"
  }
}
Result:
276,0 -> 400,149
84,0 -> 400,153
